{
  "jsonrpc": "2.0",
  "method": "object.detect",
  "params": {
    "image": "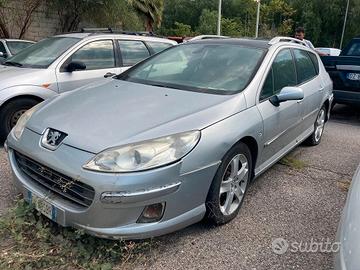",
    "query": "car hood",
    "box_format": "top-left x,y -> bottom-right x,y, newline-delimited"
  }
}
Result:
27,80 -> 247,153
0,65 -> 46,89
